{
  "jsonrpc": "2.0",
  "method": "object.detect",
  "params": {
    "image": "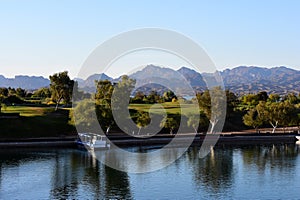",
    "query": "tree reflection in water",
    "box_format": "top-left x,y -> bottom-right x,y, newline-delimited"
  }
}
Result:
1,144 -> 300,199
187,146 -> 234,194
50,149 -> 132,199
241,144 -> 299,172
